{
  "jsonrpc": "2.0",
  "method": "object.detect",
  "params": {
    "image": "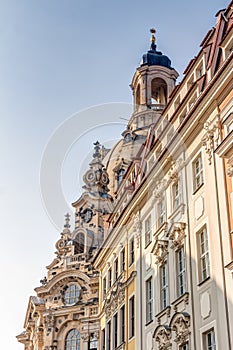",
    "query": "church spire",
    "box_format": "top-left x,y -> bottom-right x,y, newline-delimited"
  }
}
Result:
82,142 -> 111,198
